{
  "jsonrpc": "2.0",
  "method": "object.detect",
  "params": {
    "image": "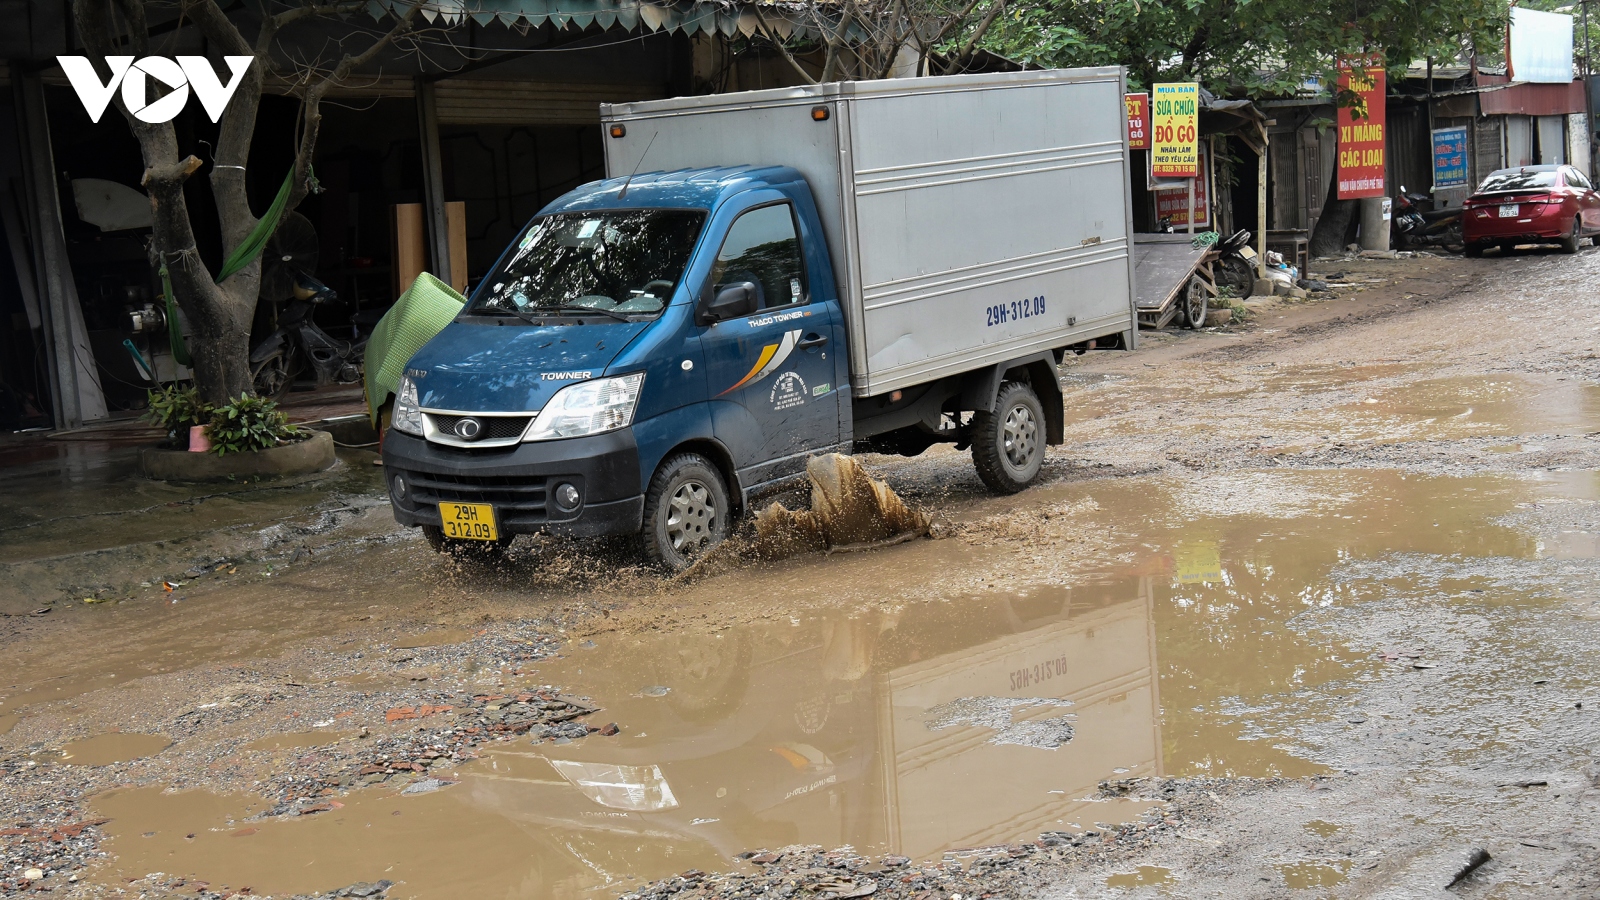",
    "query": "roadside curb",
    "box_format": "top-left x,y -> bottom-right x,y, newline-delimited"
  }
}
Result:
138,430 -> 336,482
